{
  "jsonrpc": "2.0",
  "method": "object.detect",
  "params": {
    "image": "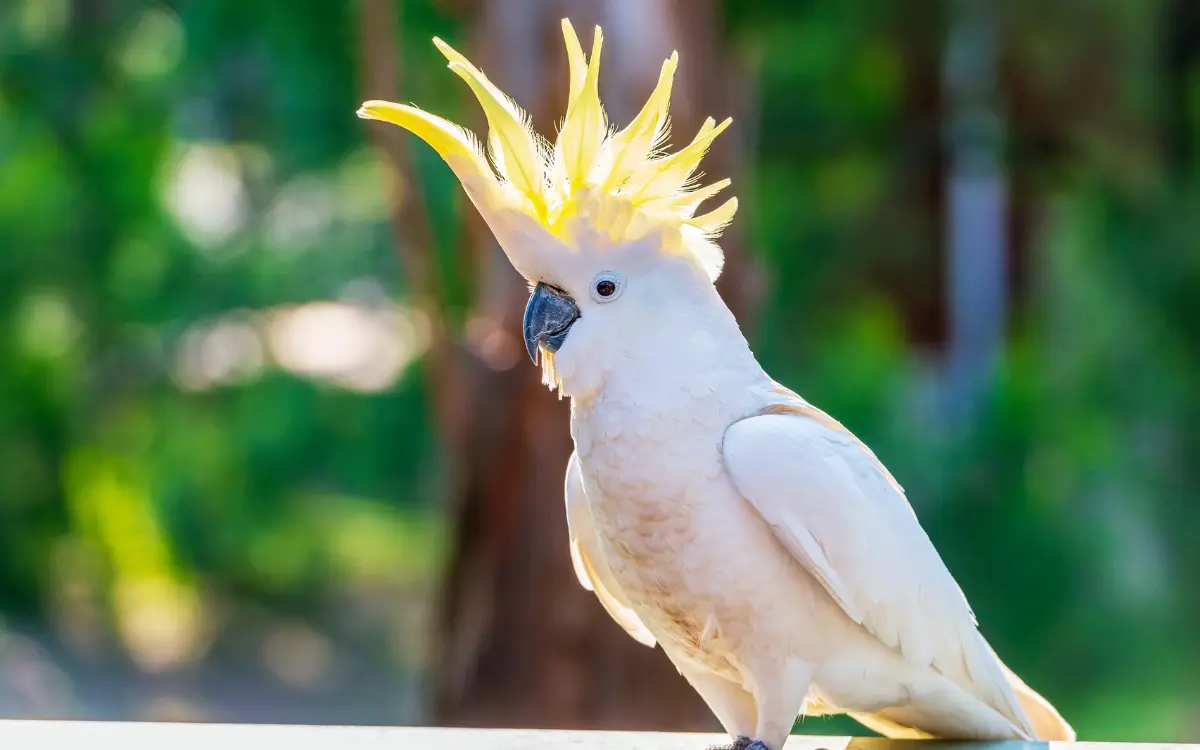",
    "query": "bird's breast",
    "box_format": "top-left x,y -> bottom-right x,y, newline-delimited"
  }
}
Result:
569,405 -> 767,673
